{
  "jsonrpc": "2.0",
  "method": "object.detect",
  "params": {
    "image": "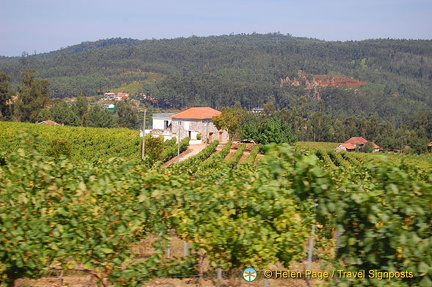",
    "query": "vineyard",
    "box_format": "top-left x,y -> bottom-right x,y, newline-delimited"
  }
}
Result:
0,123 -> 431,286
